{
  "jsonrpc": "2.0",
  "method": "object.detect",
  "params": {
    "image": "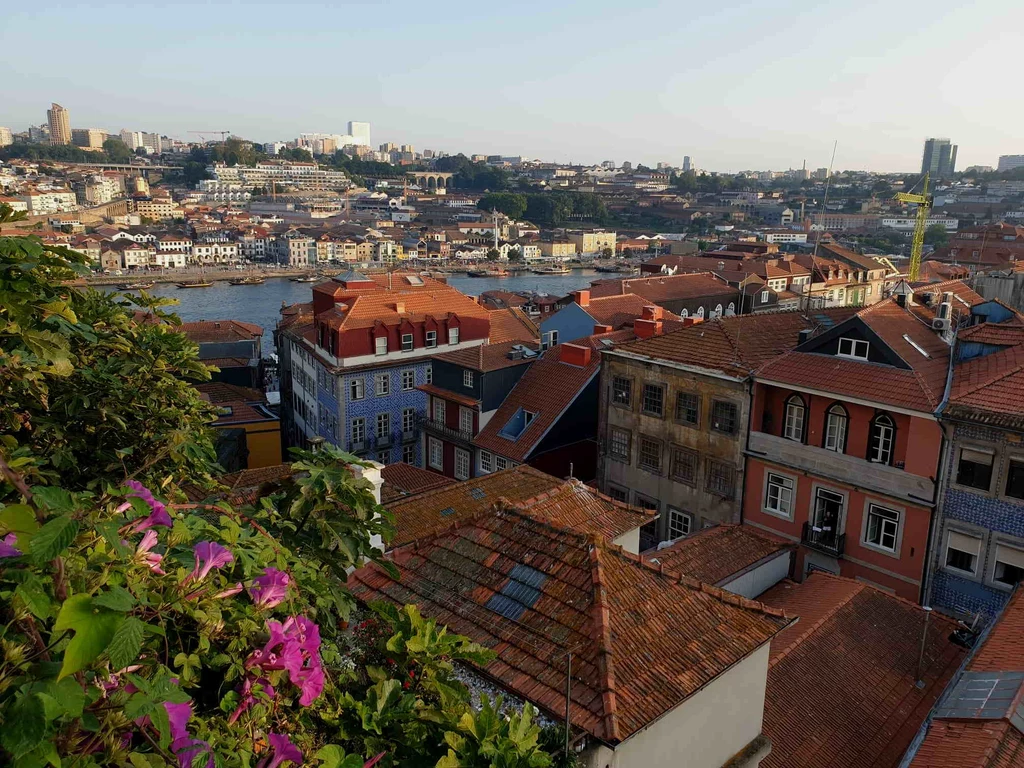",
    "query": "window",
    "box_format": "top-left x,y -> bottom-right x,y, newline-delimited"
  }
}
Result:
668,508 -> 692,540
675,392 -> 699,425
612,376 -> 632,407
864,504 -> 900,552
459,406 -> 473,435
375,372 -> 390,396
376,450 -> 391,465
636,495 -> 659,514
375,336 -> 388,356
812,487 -> 845,531
463,370 -> 474,388
945,531 -> 981,575
401,333 -> 414,352
641,383 -> 665,417
606,485 -> 629,503
425,364 -> 432,385
706,460 -> 735,497
957,447 -> 994,490
402,408 -> 416,433
711,401 -> 738,434
349,378 -> 365,401
543,330 -> 559,349
428,437 -> 443,470
432,398 -> 446,423
426,330 -> 437,348
868,414 -> 895,464
784,395 -> 805,442
760,290 -> 769,303
838,337 -> 869,360
351,417 -> 365,444
764,472 -> 794,518
479,450 -> 493,474
993,545 -> 1024,588
402,444 -> 416,465
401,370 -> 415,391
824,405 -> 847,452
454,448 -> 470,480
670,446 -> 698,485
609,428 -> 631,462
1005,457 -> 1024,499
494,456 -> 509,471
638,436 -> 663,473
376,412 -> 390,438
681,309 -> 689,319
696,306 -> 705,319
714,303 -> 723,318
448,327 -> 459,345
